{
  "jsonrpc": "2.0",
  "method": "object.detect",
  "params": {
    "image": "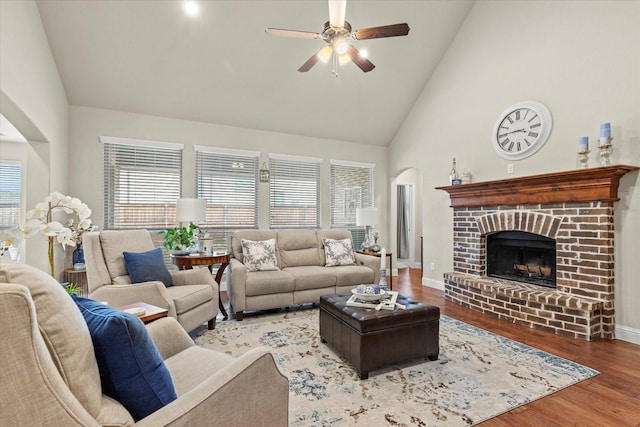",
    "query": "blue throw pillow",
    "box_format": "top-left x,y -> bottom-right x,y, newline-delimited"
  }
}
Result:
123,247 -> 173,287
72,295 -> 177,420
